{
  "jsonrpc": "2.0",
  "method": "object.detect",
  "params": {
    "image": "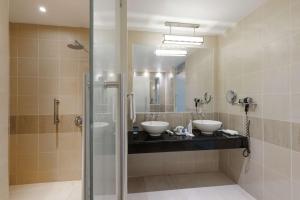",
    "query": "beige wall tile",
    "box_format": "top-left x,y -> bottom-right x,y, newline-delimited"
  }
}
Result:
17,24 -> 38,39
38,170 -> 58,183
292,150 -> 300,200
10,36 -> 18,58
18,96 -> 38,115
38,95 -> 56,115
263,65 -> 289,95
60,59 -> 78,78
58,95 -> 78,114
264,167 -> 291,200
58,27 -> 80,41
38,25 -> 59,40
10,96 -> 18,116
238,160 -> 263,200
16,116 -> 38,134
128,151 -> 219,177
10,78 -> 17,96
38,78 -> 58,95
17,38 -> 38,58
39,39 -> 59,58
38,133 -> 57,153
18,58 -> 38,77
292,123 -> 300,152
59,78 -> 78,95
58,150 -> 81,171
39,59 -> 59,78
264,119 -> 291,148
38,152 -> 58,171
18,77 -> 37,95
38,115 -> 57,134
263,94 -> 290,121
249,117 -> 263,140
16,134 -> 38,156
291,94 -> 300,123
264,142 -> 291,178
10,58 -> 17,77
